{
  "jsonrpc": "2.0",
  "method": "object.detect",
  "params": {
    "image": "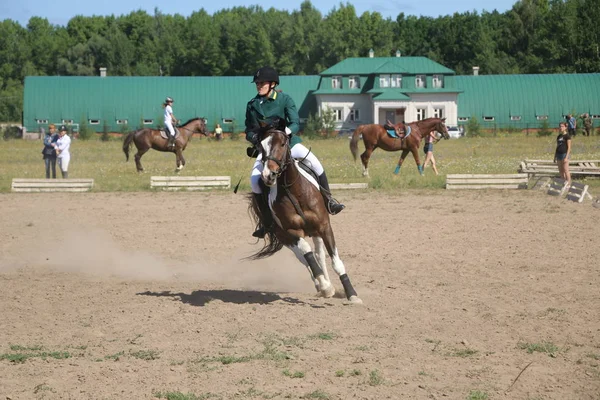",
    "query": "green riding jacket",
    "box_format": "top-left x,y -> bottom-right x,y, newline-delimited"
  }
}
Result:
245,89 -> 302,147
